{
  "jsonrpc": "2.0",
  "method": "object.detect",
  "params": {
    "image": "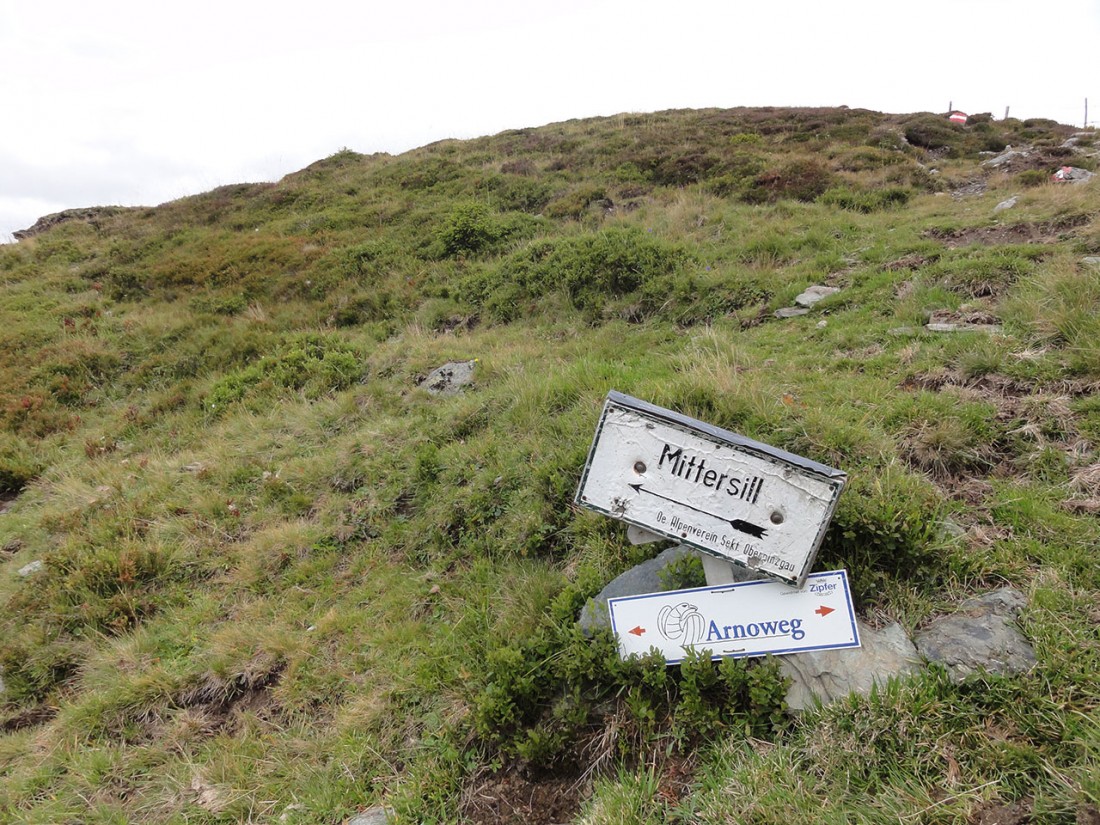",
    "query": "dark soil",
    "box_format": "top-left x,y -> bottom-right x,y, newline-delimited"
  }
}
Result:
1,704 -> 58,734
0,491 -> 17,515
970,798 -> 1032,825
173,659 -> 284,736
459,752 -> 695,825
461,769 -> 583,825
926,215 -> 1090,248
